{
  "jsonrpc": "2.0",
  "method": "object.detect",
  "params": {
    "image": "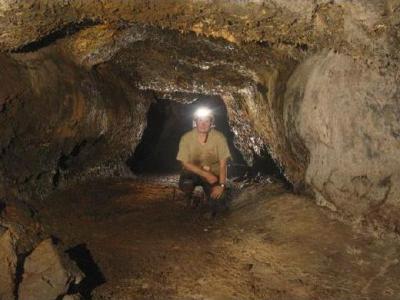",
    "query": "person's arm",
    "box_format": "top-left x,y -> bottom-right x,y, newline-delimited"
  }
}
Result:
210,133 -> 231,200
218,158 -> 228,186
181,161 -> 218,185
210,158 -> 228,200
